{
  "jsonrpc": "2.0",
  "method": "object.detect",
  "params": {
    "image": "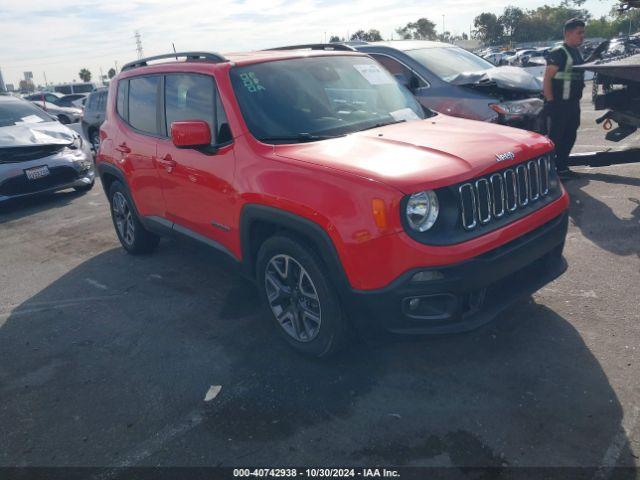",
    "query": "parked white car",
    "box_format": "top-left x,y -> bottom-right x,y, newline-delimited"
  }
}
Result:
24,92 -> 83,124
